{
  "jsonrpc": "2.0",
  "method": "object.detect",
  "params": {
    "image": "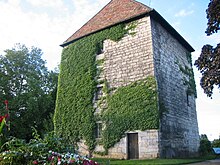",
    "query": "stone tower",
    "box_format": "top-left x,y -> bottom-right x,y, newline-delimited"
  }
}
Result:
55,0 -> 200,159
